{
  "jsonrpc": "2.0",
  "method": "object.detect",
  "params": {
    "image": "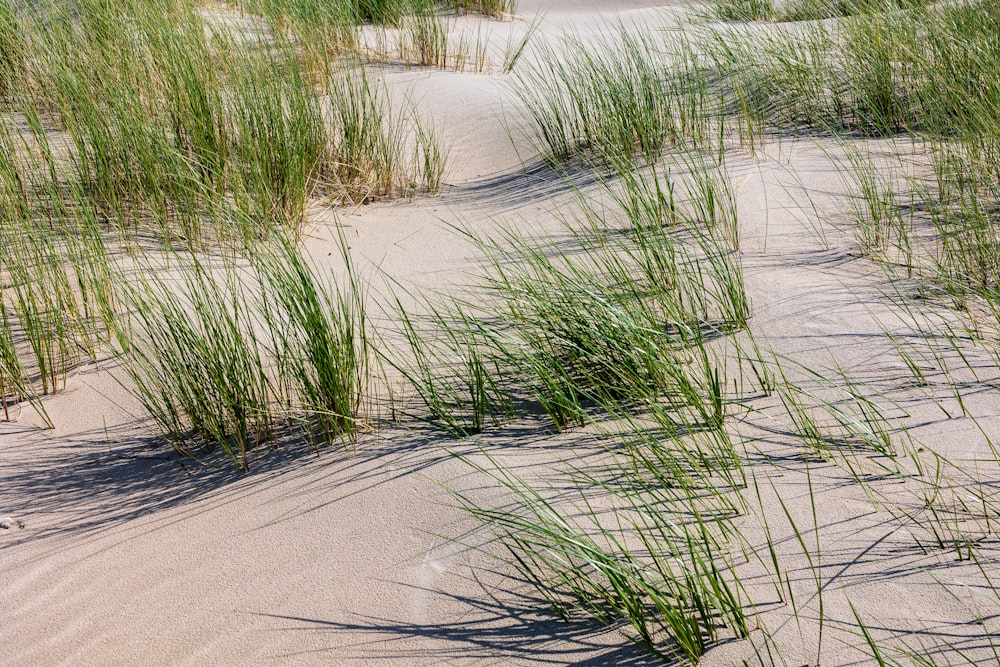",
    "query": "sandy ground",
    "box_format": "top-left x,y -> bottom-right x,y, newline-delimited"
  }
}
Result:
3,2 -> 1000,665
